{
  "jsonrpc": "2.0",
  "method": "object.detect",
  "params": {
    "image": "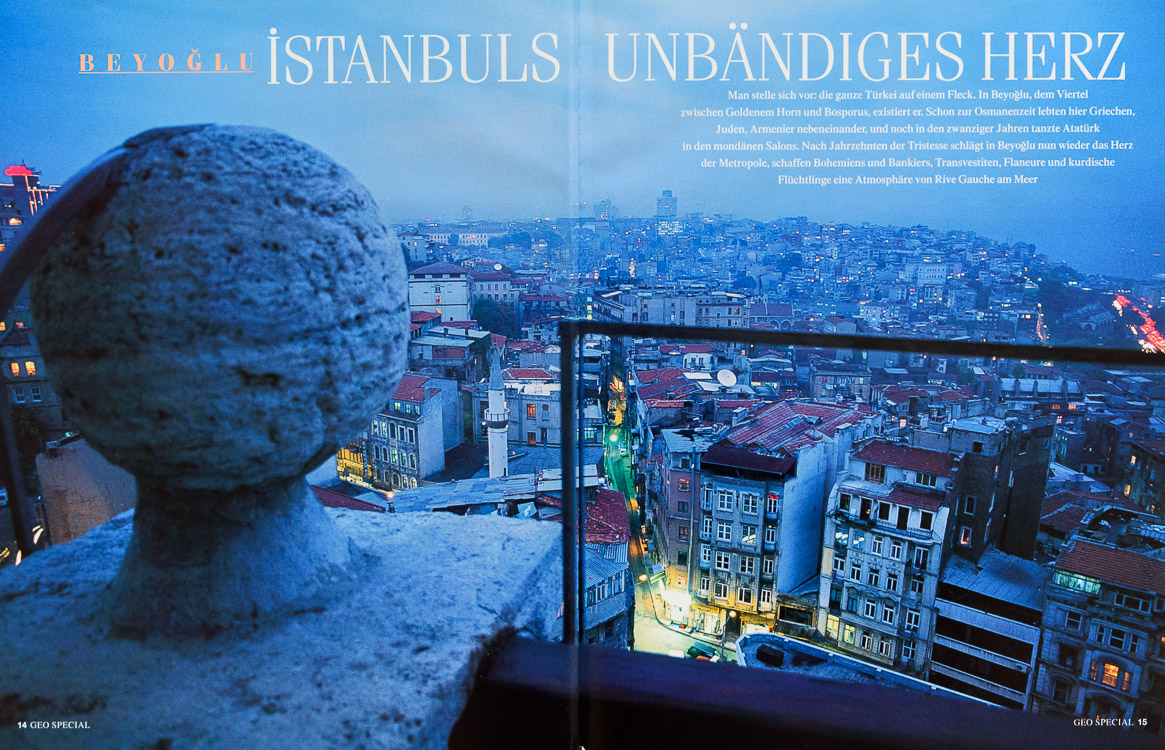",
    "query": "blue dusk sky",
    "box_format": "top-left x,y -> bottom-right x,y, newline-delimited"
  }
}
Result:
3,1 -> 1163,277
